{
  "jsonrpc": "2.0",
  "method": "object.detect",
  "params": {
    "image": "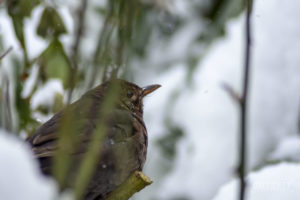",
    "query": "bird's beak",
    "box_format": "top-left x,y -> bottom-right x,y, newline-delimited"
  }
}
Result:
142,84 -> 161,97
